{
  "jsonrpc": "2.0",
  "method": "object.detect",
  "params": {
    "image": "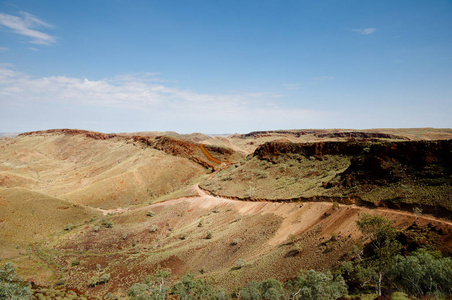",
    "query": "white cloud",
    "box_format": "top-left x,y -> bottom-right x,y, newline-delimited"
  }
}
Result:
0,11 -> 57,45
0,47 -> 9,52
0,66 -> 331,132
353,28 -> 376,35
29,47 -> 39,51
